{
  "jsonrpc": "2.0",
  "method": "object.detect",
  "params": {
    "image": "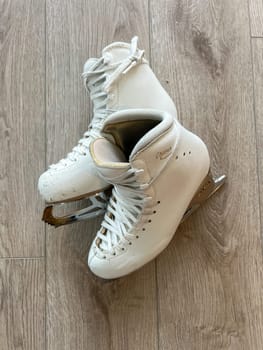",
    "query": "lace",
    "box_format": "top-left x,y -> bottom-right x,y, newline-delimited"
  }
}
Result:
50,36 -> 144,170
95,167 -> 151,257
